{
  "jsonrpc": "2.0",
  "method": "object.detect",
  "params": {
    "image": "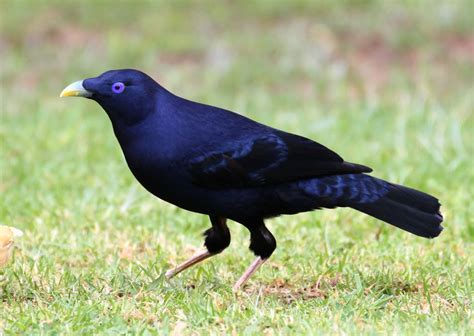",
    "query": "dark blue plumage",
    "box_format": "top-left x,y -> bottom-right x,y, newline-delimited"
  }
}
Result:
61,69 -> 443,289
